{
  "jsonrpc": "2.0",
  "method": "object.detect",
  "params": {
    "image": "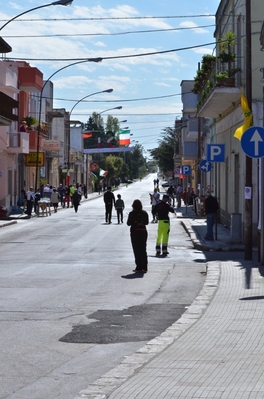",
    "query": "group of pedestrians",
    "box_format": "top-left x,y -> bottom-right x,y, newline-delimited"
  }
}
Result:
103,187 -> 125,224
21,183 -> 87,217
